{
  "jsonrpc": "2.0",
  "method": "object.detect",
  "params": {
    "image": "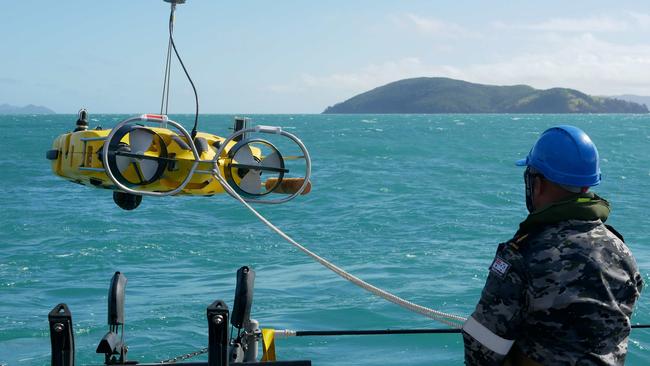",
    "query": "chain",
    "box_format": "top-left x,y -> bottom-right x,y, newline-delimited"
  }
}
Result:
158,347 -> 208,364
